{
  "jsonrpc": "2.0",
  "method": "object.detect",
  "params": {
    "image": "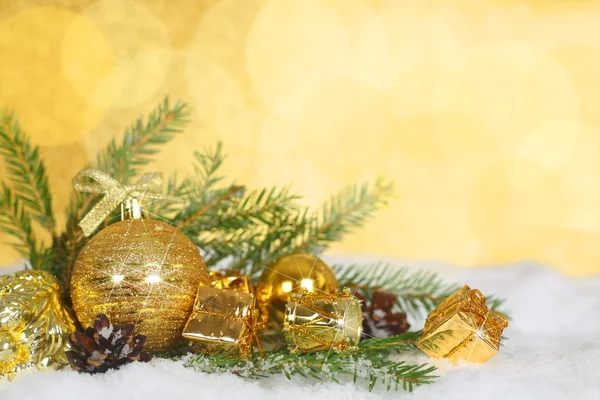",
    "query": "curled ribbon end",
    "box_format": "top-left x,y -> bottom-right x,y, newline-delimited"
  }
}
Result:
78,221 -> 96,238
